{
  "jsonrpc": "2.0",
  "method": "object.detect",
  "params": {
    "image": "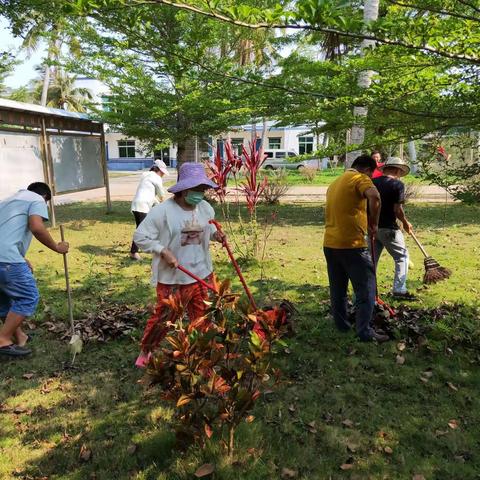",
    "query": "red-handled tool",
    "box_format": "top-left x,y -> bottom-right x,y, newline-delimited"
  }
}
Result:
209,219 -> 257,310
370,236 -> 396,318
177,264 -> 218,293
